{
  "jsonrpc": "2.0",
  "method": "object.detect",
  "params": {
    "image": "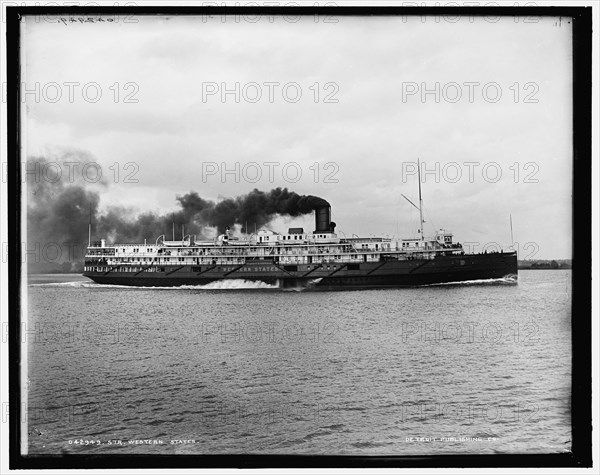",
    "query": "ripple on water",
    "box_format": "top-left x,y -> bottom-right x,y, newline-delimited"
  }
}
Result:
25,270 -> 572,455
